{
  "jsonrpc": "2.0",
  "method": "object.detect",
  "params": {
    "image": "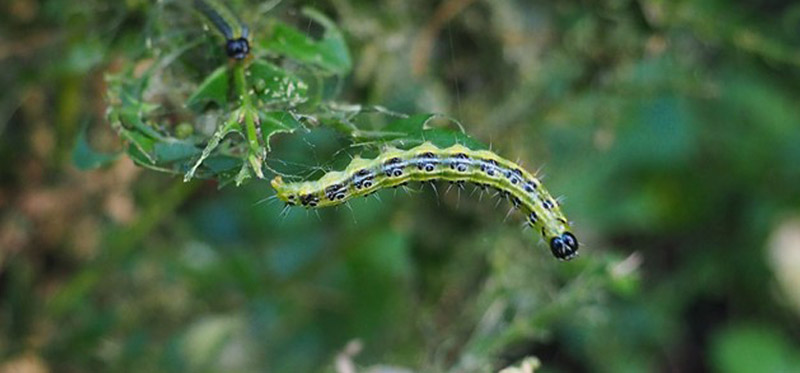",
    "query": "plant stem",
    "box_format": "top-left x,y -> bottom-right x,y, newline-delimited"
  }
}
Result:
232,62 -> 265,178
